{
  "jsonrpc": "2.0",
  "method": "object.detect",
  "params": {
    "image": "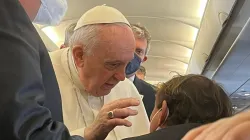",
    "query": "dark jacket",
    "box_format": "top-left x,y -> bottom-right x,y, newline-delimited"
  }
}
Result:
0,0 -> 82,139
133,76 -> 156,119
123,123 -> 201,140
